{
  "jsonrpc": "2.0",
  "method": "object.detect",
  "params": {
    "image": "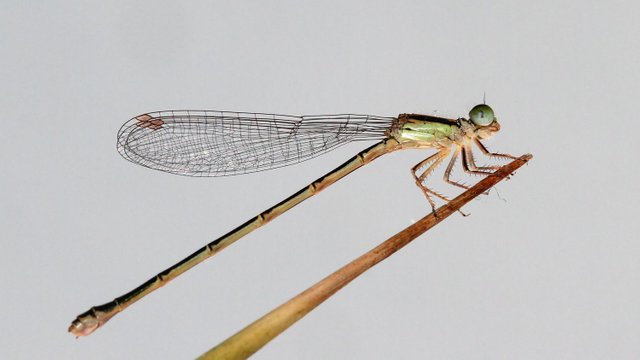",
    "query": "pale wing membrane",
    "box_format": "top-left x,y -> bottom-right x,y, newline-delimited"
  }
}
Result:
117,110 -> 395,176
